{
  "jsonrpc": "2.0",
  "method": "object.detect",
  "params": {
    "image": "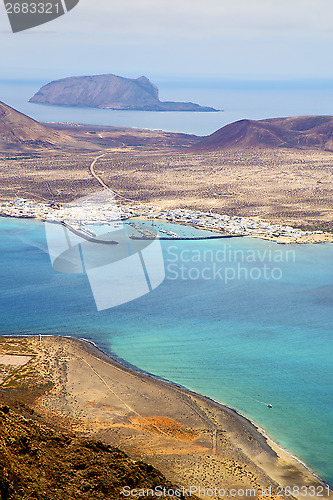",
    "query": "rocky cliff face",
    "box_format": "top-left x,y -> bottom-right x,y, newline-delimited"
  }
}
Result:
29,74 -> 218,112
